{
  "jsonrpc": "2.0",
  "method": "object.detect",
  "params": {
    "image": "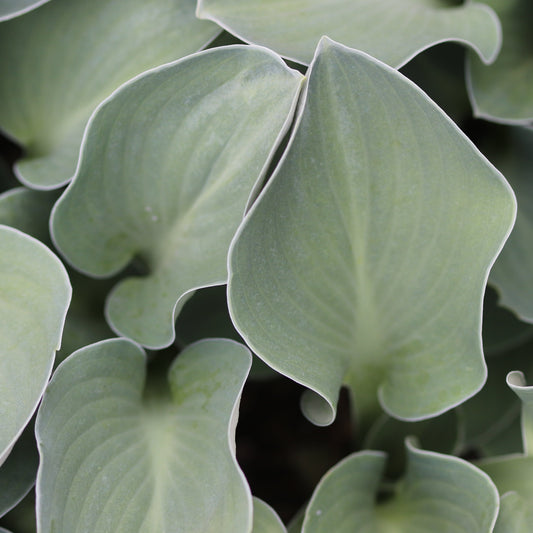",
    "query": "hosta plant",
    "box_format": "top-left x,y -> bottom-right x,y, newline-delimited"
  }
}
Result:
1,0 -> 533,532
